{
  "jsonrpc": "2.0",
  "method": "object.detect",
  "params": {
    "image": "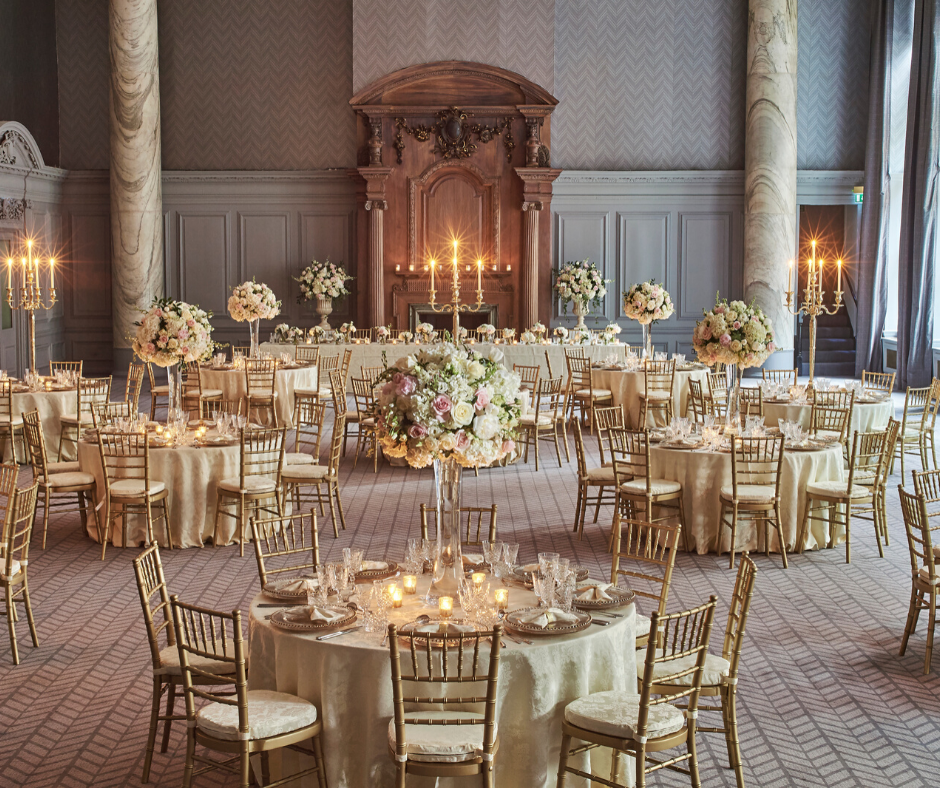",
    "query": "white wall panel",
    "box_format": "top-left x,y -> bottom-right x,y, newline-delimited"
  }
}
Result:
618,213 -> 669,318
178,213 -> 231,315
678,212 -> 731,320
554,212 -> 609,319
